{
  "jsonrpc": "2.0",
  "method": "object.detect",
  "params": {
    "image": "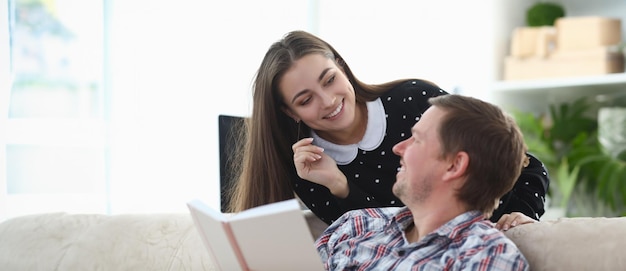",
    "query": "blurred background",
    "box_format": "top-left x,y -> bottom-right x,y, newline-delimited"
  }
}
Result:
1,0 -> 625,220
